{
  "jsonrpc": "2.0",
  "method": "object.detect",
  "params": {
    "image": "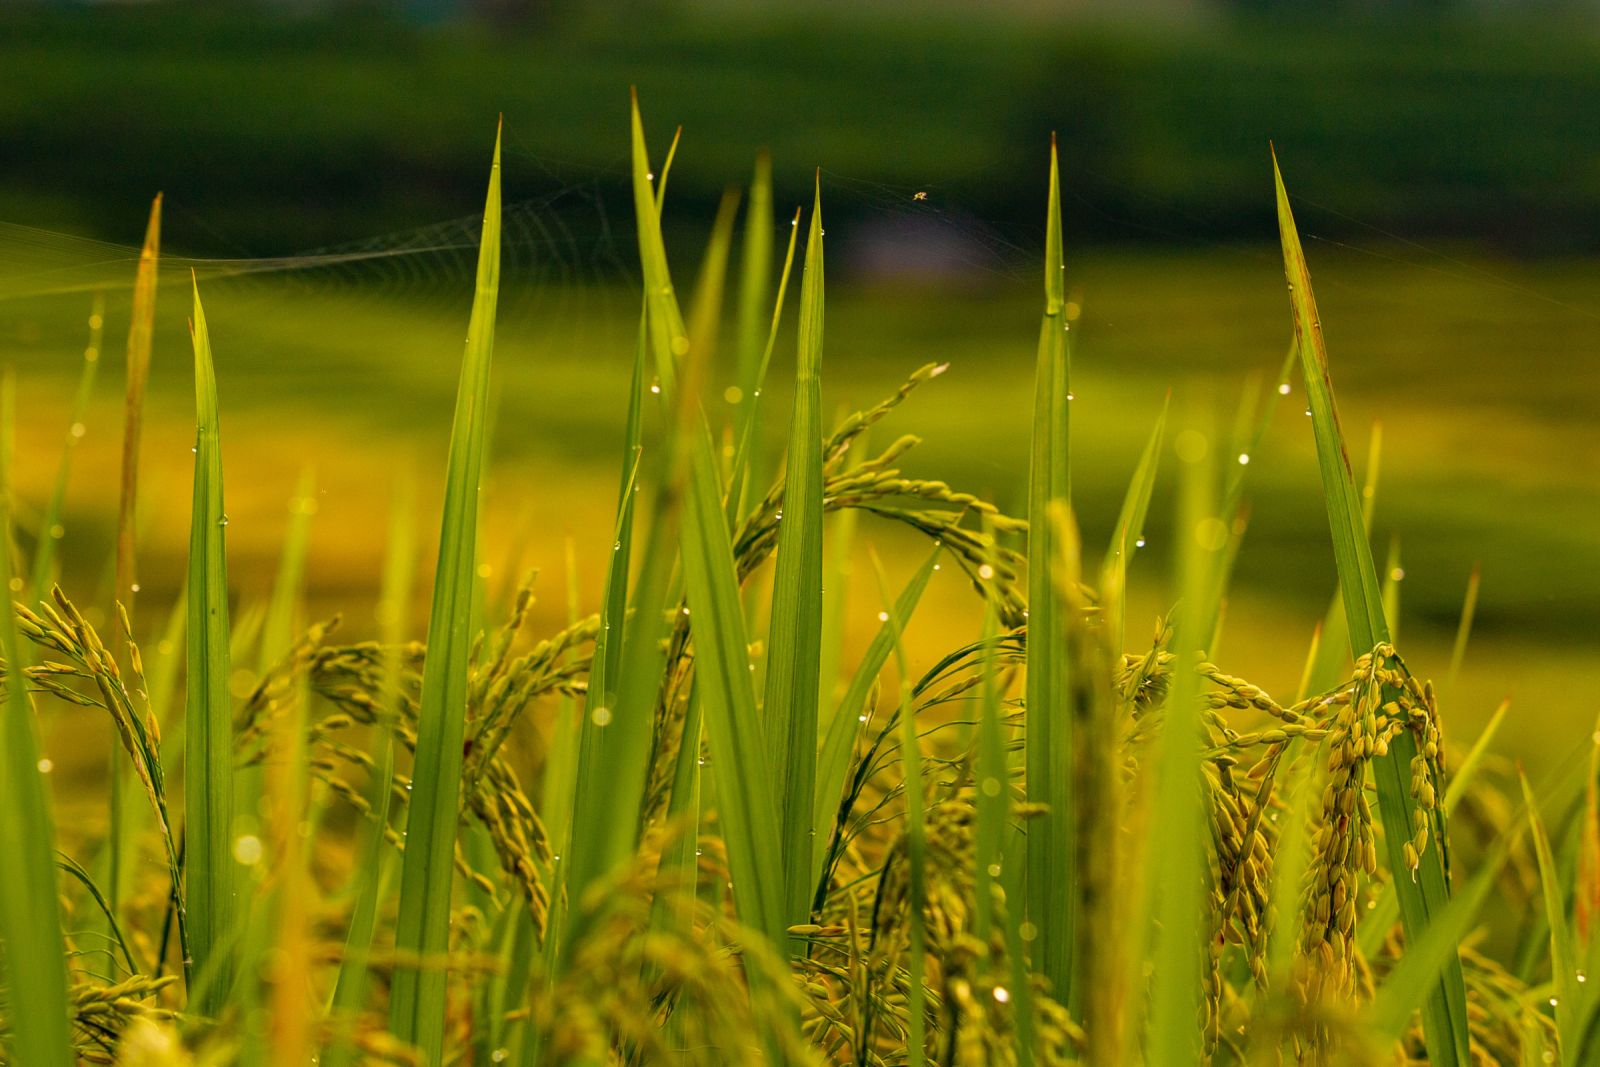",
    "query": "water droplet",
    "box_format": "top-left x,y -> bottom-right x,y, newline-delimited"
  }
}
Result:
877,611 -> 889,623
591,706 -> 613,727
681,606 -> 691,616
649,381 -> 662,395
1277,382 -> 1292,395
37,758 -> 54,774
1066,392 -> 1075,401
491,1050 -> 510,1064
232,835 -> 264,865
1304,408 -> 1313,417
49,524 -> 65,539
978,564 -> 995,580
1237,453 -> 1250,465
69,422 -> 86,439
218,515 -> 230,527
645,172 -> 655,182
858,714 -> 868,723
993,986 -> 1011,1004
1135,538 -> 1146,548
